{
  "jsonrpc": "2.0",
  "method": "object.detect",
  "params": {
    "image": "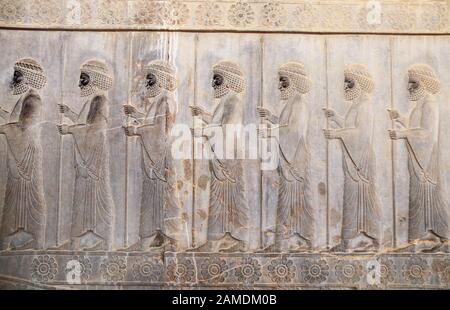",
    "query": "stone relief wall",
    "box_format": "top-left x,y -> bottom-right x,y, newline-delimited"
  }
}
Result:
0,1 -> 450,290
